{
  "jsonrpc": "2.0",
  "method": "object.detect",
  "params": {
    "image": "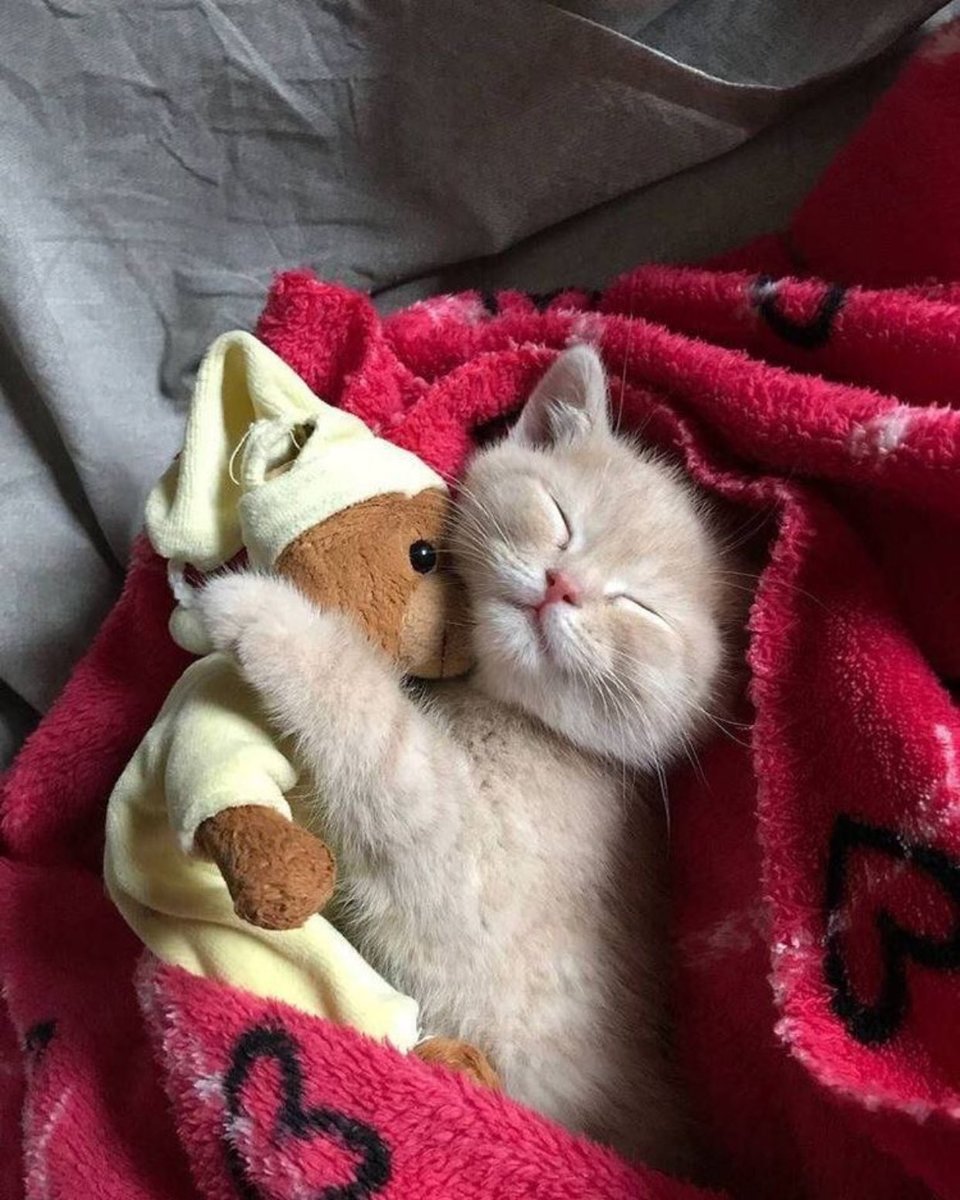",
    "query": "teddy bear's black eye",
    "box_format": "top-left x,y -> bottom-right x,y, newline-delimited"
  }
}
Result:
409,540 -> 438,574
